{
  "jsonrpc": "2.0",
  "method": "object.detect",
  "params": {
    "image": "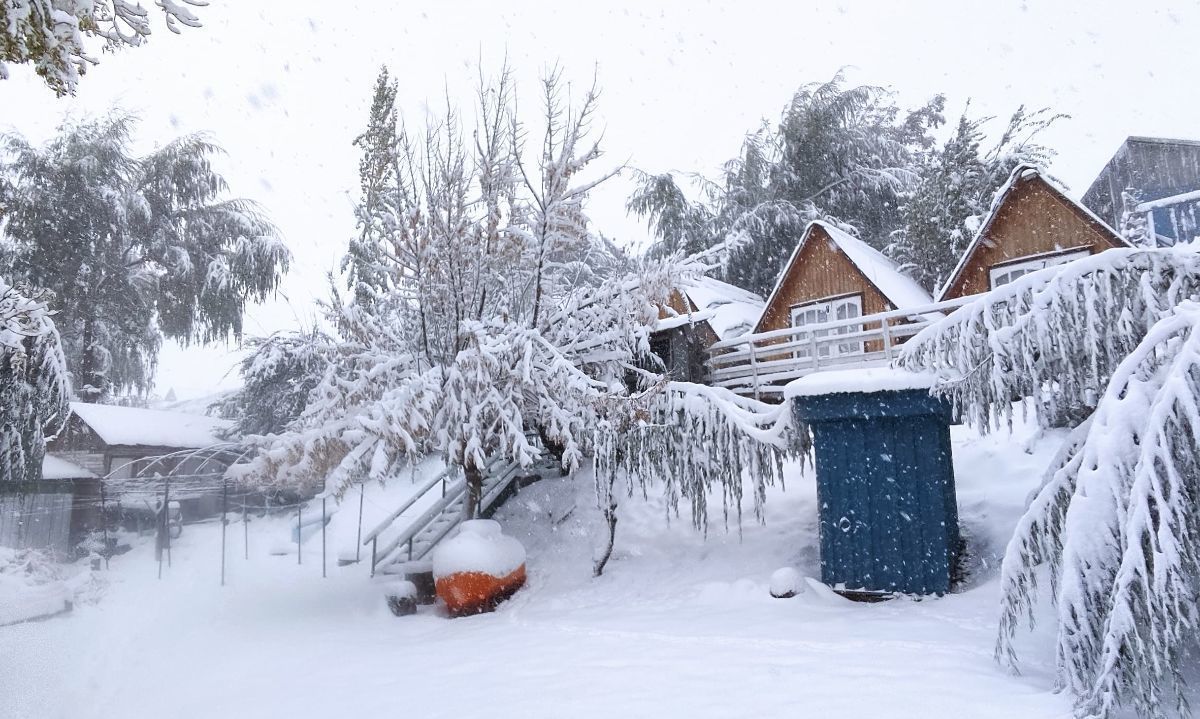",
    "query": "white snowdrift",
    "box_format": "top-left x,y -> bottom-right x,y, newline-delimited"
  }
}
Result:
431,519 -> 526,579
784,367 -> 937,398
